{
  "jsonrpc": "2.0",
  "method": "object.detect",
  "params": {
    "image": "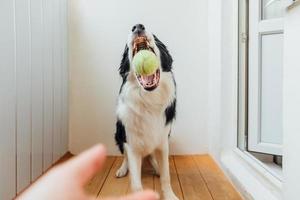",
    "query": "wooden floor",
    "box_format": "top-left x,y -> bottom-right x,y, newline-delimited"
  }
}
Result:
84,155 -> 242,200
